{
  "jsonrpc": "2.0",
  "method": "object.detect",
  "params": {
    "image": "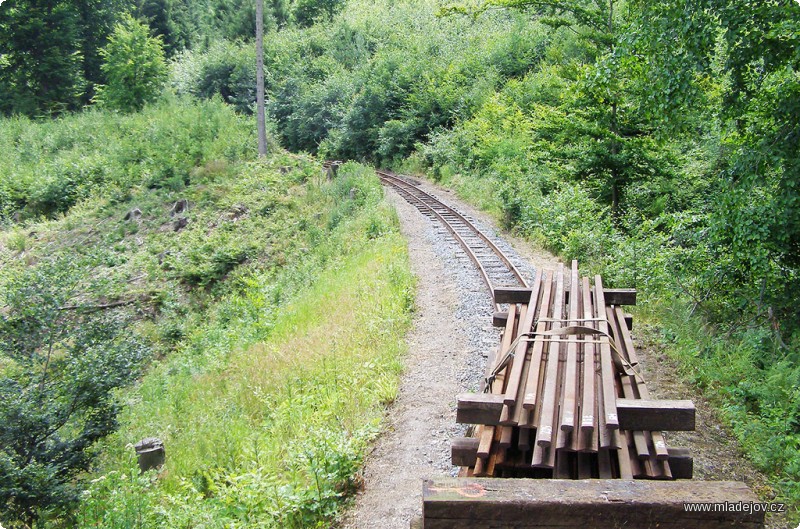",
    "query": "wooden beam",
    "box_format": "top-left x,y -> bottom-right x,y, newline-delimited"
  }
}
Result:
668,447 -> 694,479
423,478 -> 763,529
456,394 -> 504,425
456,397 -> 696,430
617,399 -> 696,431
494,287 -> 637,306
457,393 -> 506,411
603,288 -> 637,306
451,437 -> 480,467
493,311 -> 509,327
